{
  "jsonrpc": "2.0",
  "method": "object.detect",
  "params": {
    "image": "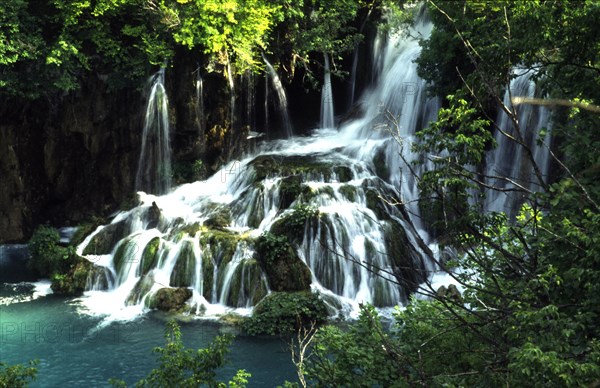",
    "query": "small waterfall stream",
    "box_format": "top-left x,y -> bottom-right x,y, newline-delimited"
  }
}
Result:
195,68 -> 205,134
484,68 -> 553,216
263,55 -> 293,137
135,69 -> 172,195
320,53 -> 335,129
